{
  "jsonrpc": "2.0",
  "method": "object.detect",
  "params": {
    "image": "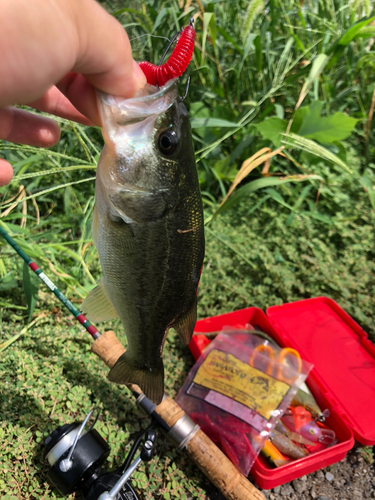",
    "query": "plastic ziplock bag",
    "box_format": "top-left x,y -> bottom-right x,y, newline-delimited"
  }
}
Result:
176,328 -> 312,475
